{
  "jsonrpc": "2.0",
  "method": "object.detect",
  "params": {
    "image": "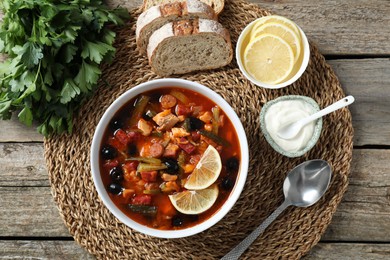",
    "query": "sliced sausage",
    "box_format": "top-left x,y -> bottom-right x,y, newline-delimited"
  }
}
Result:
160,94 -> 177,109
149,143 -> 164,158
